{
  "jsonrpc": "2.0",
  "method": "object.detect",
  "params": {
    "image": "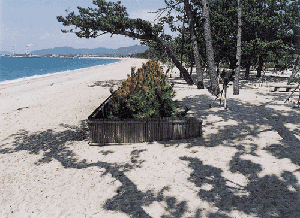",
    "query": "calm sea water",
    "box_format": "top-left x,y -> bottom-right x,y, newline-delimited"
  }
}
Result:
0,57 -> 120,84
